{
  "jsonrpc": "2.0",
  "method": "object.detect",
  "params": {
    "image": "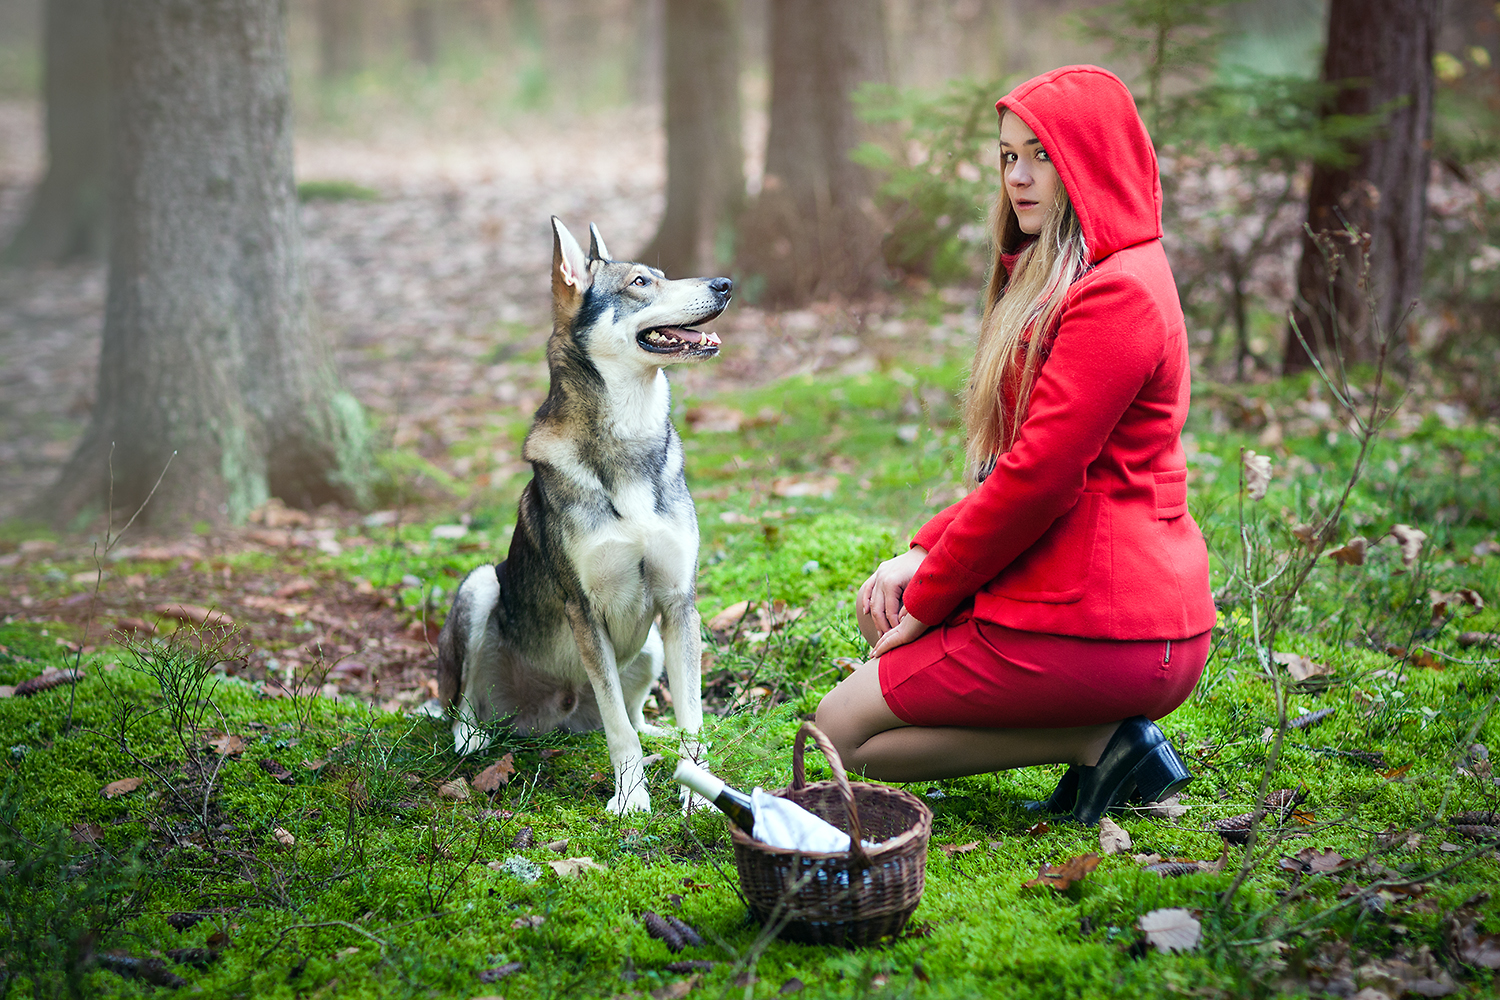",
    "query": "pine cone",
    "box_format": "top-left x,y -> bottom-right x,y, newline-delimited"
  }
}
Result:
643,911 -> 687,952
13,668 -> 83,697
1208,812 -> 1259,844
